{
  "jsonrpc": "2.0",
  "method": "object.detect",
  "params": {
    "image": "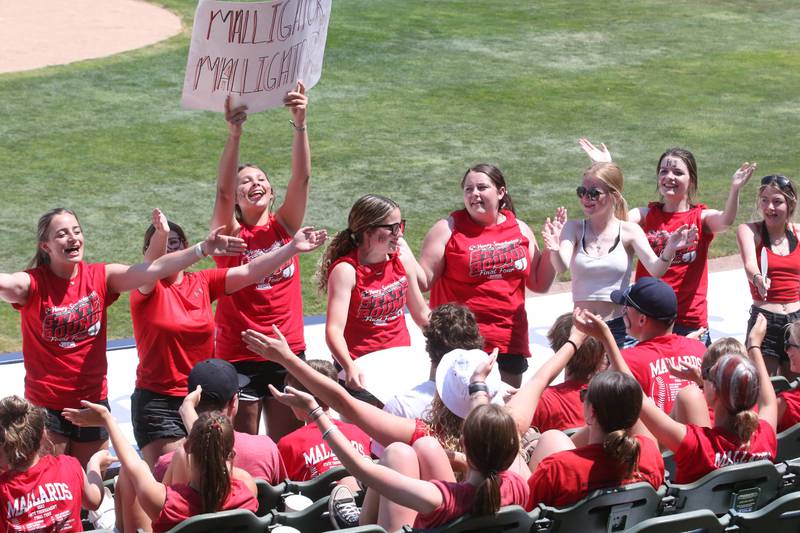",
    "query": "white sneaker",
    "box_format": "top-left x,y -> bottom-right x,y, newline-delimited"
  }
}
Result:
328,485 -> 360,529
